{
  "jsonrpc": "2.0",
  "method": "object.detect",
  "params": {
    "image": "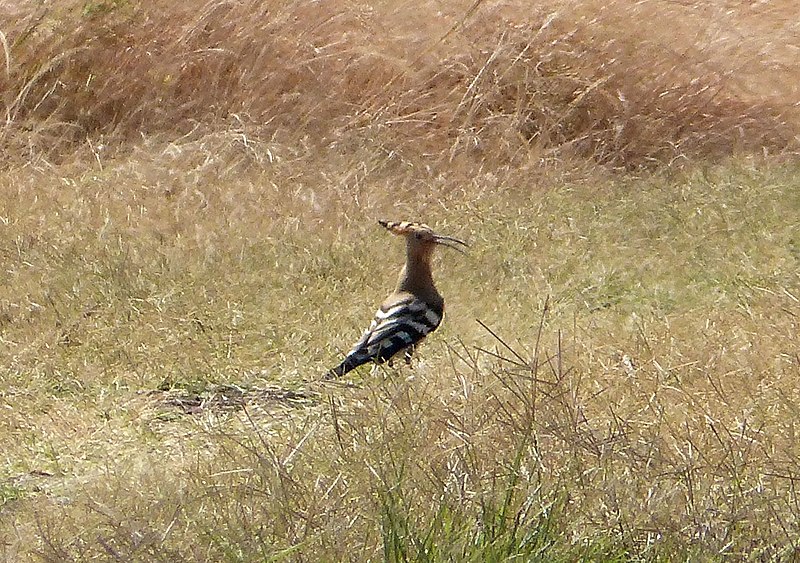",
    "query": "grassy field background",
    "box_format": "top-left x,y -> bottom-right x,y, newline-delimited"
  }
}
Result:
1,0 -> 799,560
